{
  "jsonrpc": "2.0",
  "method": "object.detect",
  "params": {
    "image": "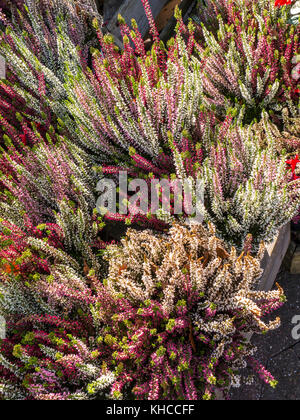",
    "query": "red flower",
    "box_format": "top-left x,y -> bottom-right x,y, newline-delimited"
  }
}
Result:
20,133 -> 26,145
1,262 -> 20,275
286,155 -> 300,173
275,0 -> 291,5
287,156 -> 300,182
